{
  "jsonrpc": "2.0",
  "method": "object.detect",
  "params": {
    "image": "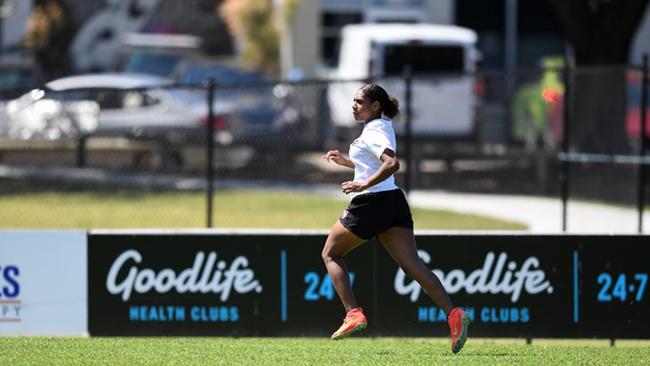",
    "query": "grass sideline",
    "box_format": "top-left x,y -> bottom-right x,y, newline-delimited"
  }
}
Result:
0,190 -> 526,230
0,337 -> 648,365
